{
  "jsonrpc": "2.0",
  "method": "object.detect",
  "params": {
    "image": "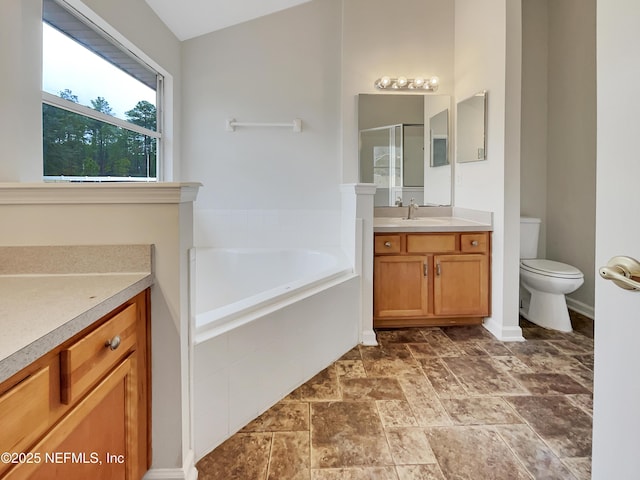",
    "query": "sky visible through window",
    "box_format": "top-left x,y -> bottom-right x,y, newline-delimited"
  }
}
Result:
42,22 -> 156,121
